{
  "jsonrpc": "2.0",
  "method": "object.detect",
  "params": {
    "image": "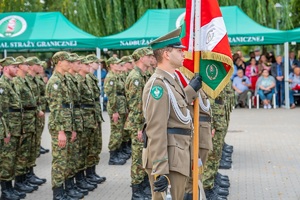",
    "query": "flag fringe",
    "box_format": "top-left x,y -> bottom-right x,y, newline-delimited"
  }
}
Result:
201,51 -> 233,67
179,66 -> 194,80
